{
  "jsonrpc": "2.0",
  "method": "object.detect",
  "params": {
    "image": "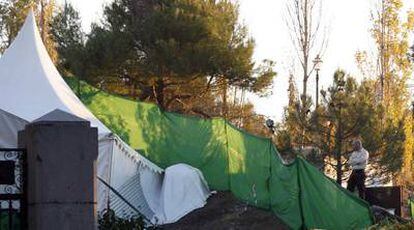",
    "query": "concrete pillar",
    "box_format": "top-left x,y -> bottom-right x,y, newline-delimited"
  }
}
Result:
18,109 -> 98,230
